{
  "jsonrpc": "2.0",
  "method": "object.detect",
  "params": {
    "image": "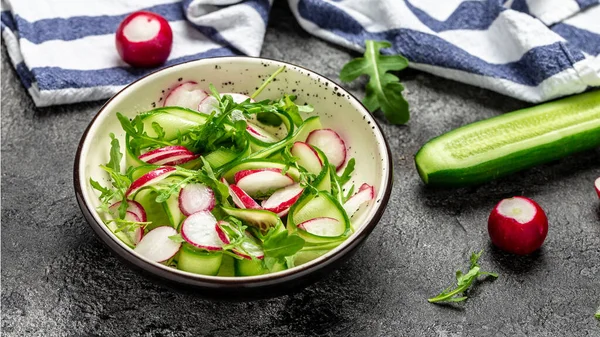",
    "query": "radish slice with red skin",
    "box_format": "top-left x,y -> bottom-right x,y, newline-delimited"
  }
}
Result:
234,168 -> 281,183
236,169 -> 295,199
133,226 -> 180,262
178,183 -> 215,216
115,11 -> 173,68
138,146 -> 192,162
154,153 -> 199,166
228,231 -> 264,260
109,200 -> 147,222
306,129 -> 347,170
298,217 -> 344,237
126,166 -> 176,197
488,196 -> 548,255
123,211 -> 144,245
247,122 -> 278,143
163,82 -> 208,109
198,96 -> 220,114
595,177 -> 600,199
180,211 -> 222,251
229,184 -> 262,209
261,183 -> 304,214
290,142 -> 322,175
215,221 -> 236,245
343,184 -> 375,217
